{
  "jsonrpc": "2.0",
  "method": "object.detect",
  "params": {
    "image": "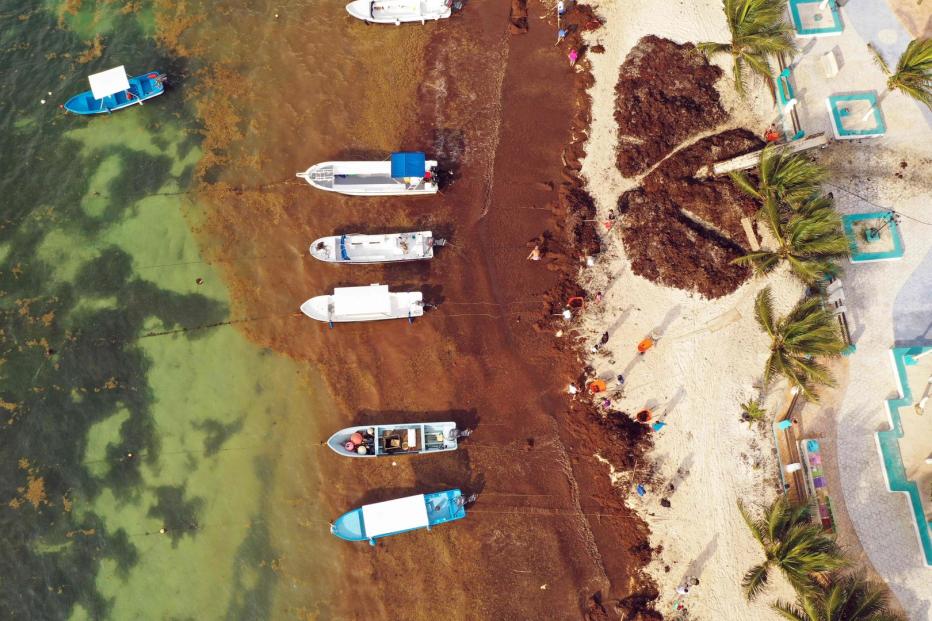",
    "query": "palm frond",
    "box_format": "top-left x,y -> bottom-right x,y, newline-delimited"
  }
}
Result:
696,40 -> 732,57
889,38 -> 932,110
867,42 -> 891,76
754,285 -> 777,337
771,600 -> 809,621
742,562 -> 771,600
729,170 -> 763,199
